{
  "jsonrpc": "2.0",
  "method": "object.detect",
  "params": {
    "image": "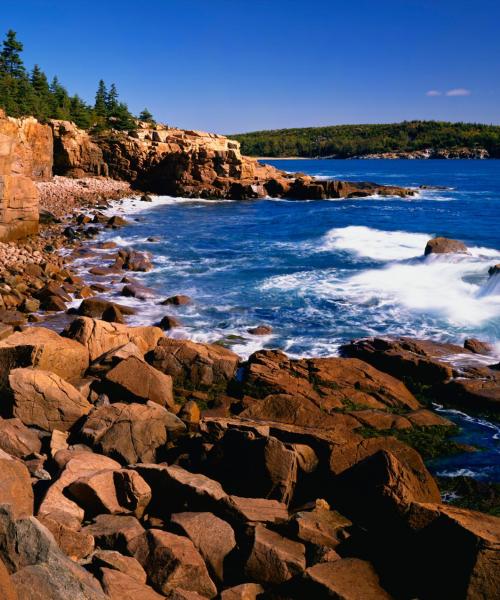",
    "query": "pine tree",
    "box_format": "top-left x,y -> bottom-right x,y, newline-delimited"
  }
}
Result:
94,79 -> 108,117
31,64 -> 49,95
139,107 -> 155,124
70,94 -> 93,129
30,64 -> 51,119
0,30 -> 25,77
109,101 -> 136,131
106,83 -> 118,113
49,76 -> 71,120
